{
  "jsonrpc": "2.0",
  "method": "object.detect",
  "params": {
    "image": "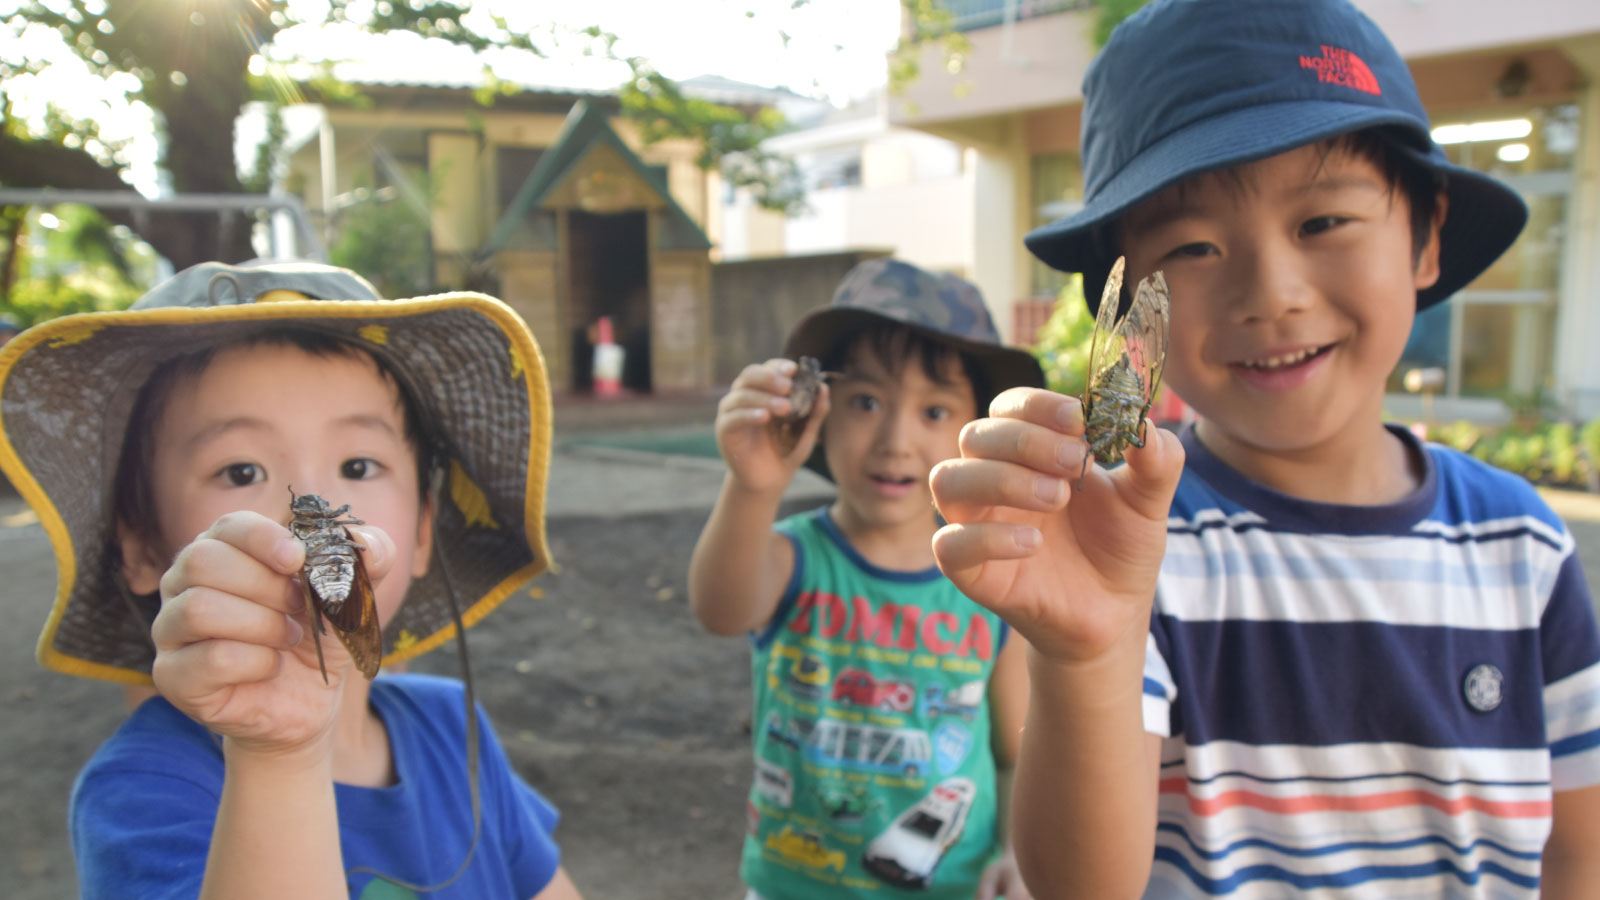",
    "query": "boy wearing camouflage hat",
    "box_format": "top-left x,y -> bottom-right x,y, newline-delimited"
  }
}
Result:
689,258 -> 1044,899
